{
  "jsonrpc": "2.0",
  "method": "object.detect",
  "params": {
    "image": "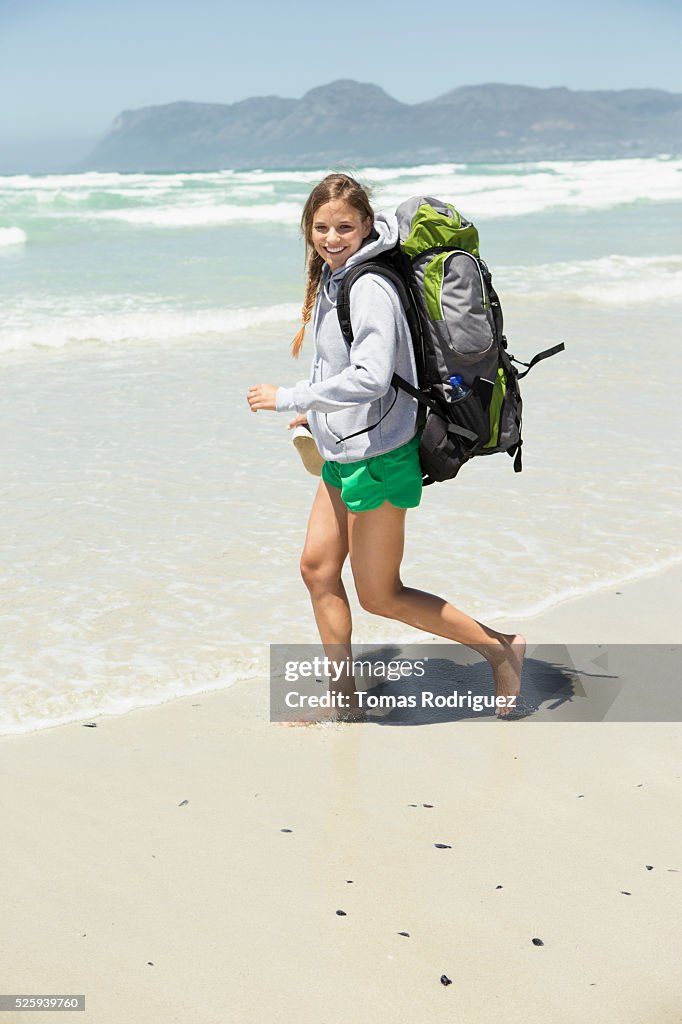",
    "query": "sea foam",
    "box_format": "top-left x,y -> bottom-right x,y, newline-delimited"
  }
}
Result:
0,227 -> 27,246
94,202 -> 302,227
497,254 -> 682,305
373,158 -> 682,219
3,250 -> 680,357
2,157 -> 681,230
0,303 -> 300,353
